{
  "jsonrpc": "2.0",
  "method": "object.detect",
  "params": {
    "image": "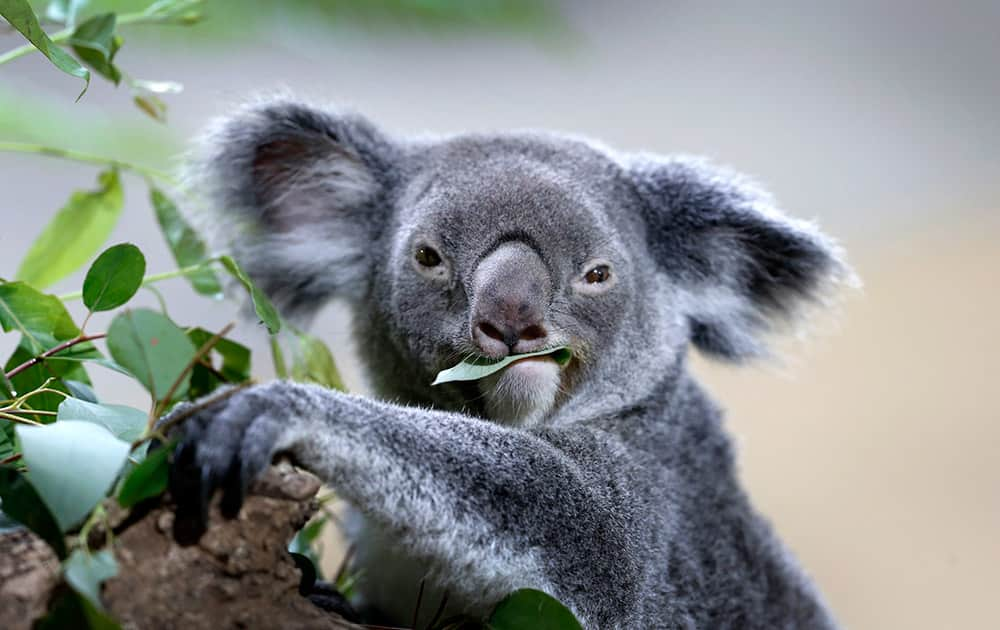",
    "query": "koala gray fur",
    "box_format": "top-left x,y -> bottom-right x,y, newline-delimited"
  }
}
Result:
171,97 -> 852,629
